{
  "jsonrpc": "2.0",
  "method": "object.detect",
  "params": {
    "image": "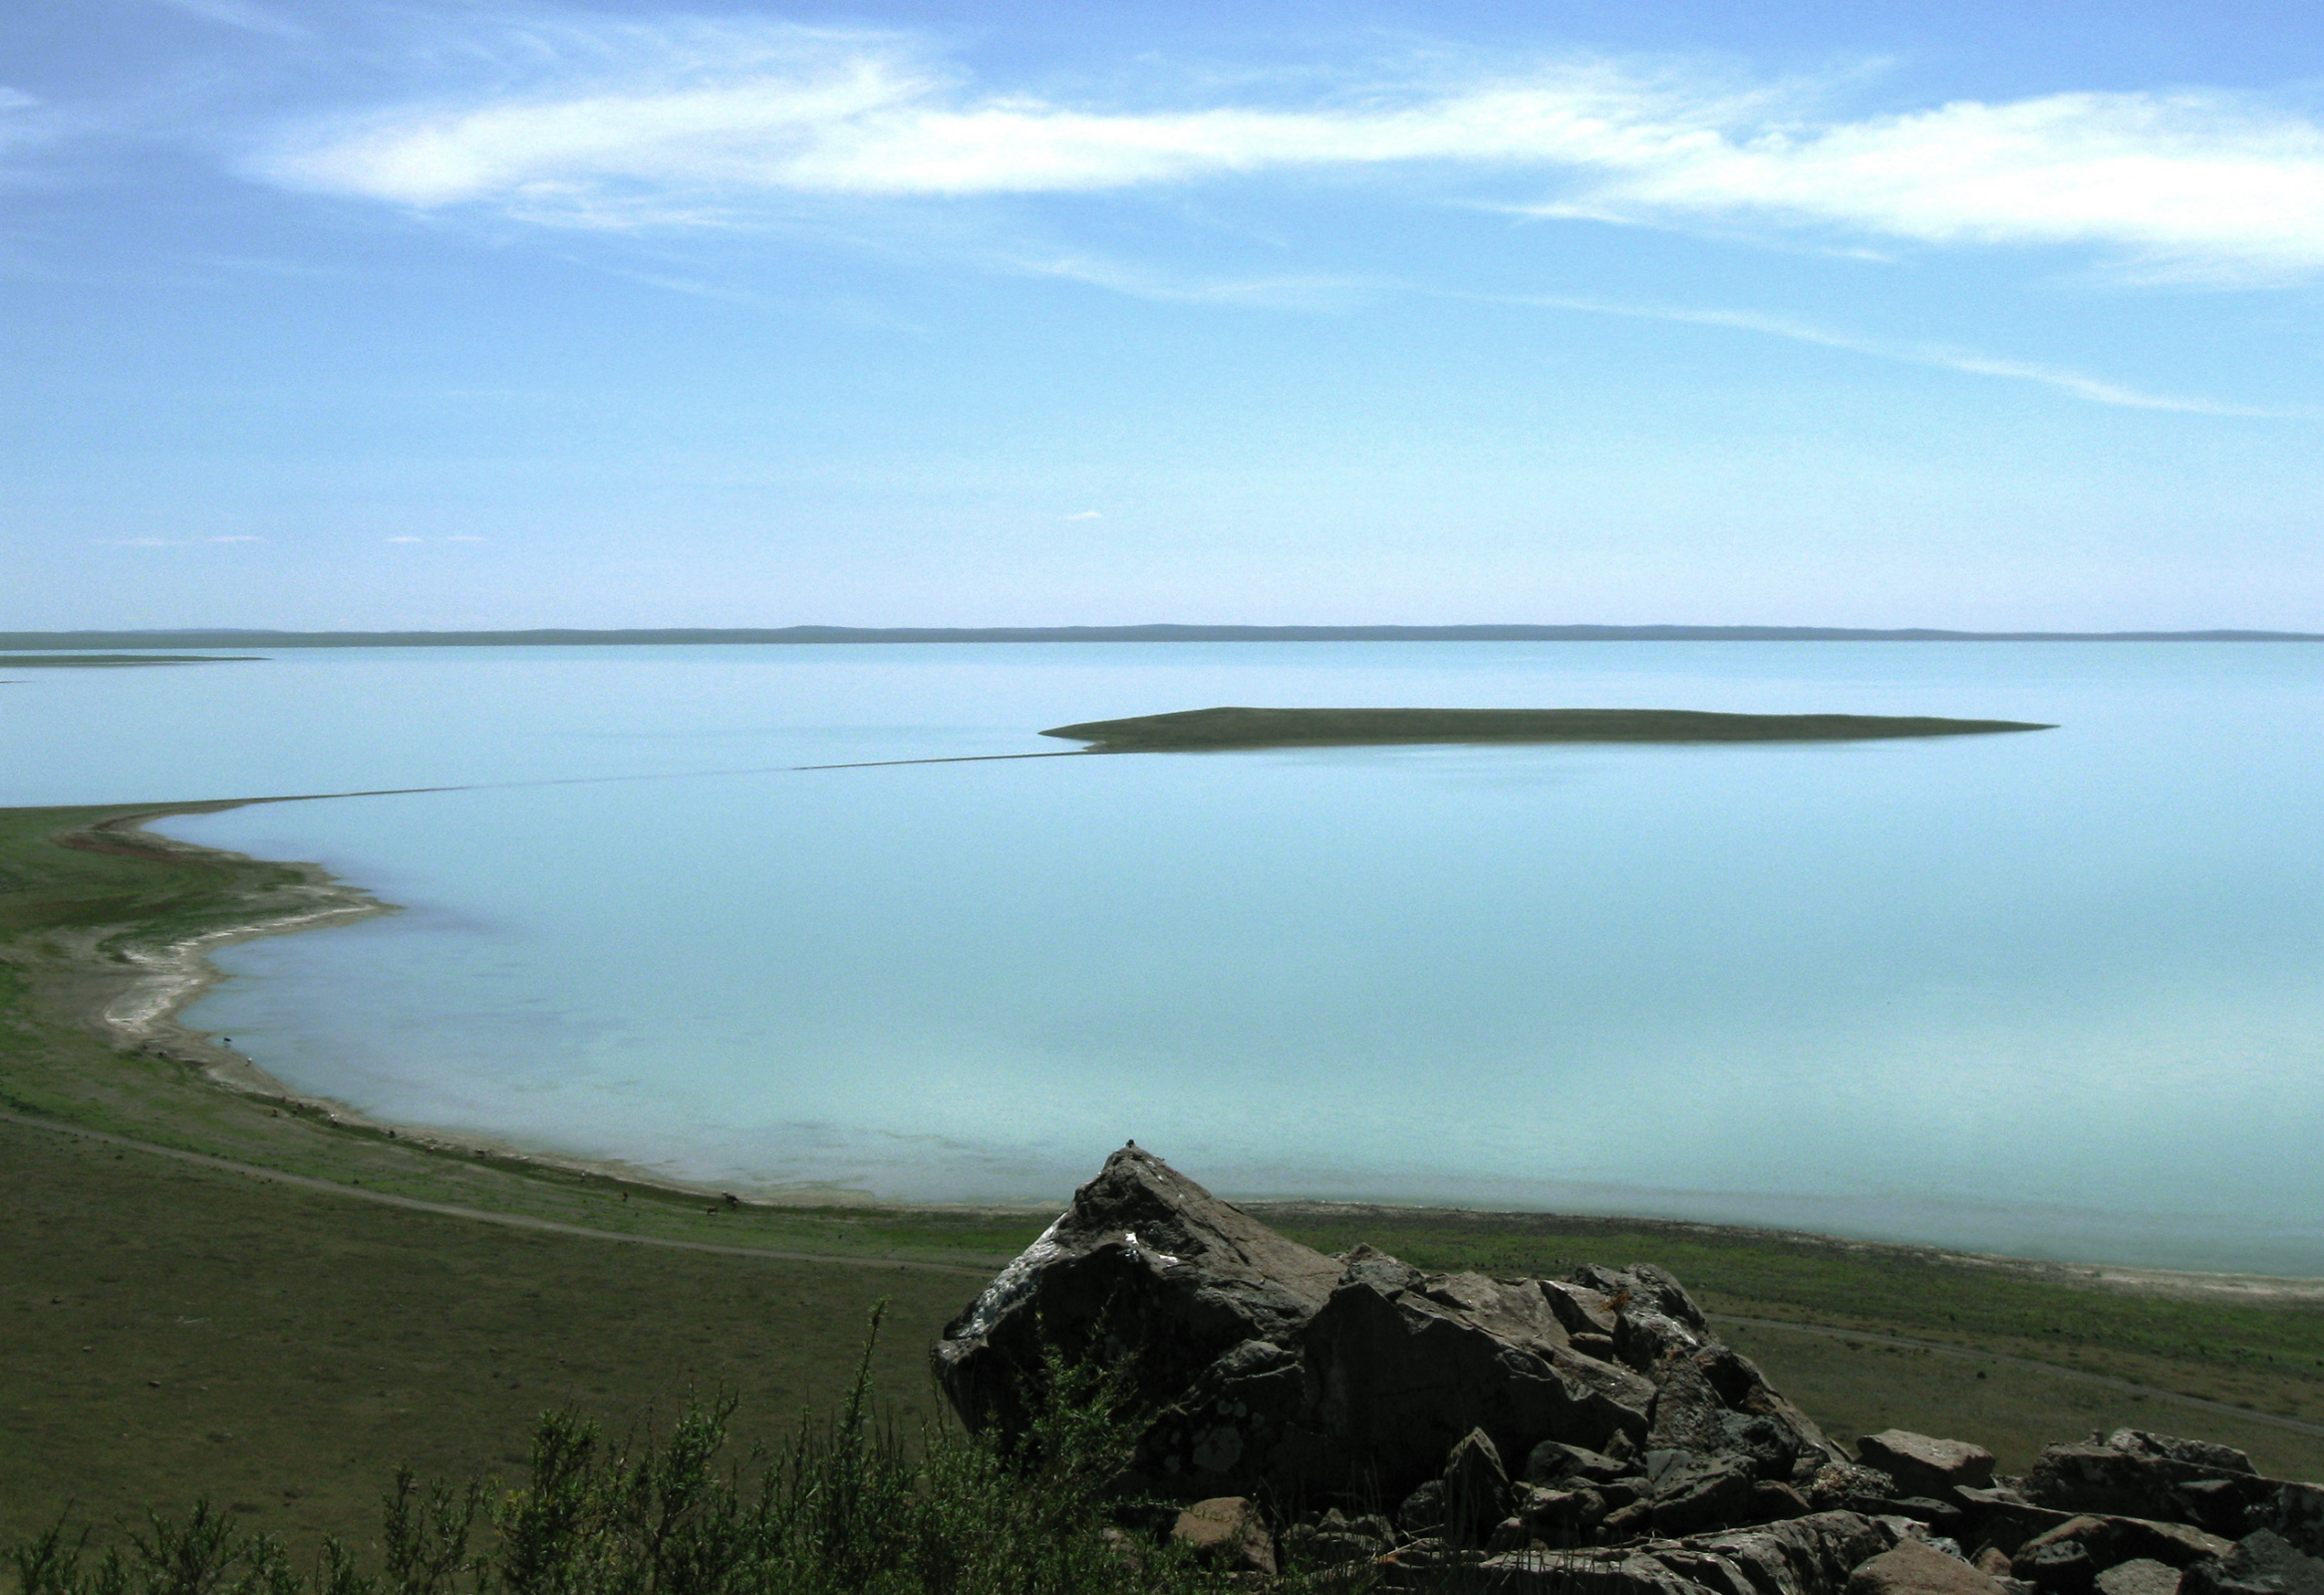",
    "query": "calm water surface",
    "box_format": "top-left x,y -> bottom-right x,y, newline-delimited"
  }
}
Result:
8,642 -> 2323,1273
